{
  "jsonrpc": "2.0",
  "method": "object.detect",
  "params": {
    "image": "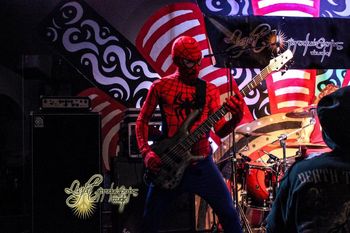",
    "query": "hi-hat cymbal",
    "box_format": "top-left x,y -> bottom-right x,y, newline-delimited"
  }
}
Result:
285,105 -> 316,118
